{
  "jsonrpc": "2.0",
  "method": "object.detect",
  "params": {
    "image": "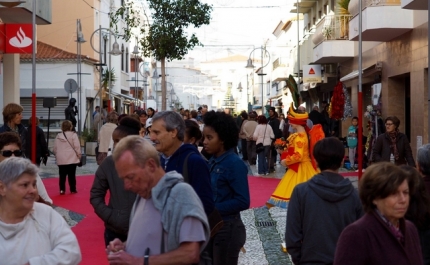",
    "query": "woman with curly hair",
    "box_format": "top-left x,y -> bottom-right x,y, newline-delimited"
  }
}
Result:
203,111 -> 250,265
